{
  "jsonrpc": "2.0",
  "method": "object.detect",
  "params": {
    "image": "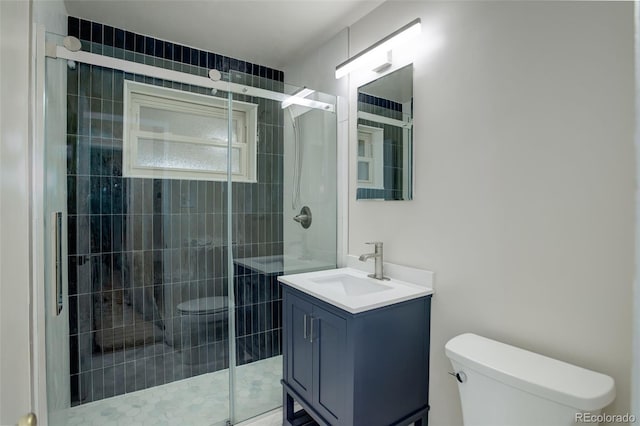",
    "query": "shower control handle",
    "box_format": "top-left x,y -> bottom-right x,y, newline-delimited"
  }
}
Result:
293,206 -> 312,229
294,214 -> 309,223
